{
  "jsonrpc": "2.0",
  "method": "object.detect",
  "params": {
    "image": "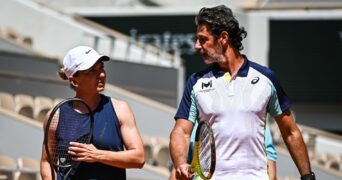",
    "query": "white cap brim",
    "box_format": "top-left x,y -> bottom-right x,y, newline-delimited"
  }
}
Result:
63,46 -> 109,77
